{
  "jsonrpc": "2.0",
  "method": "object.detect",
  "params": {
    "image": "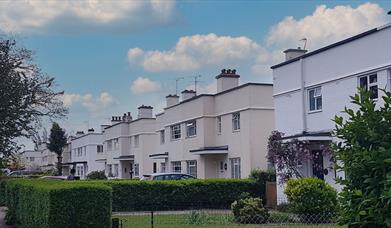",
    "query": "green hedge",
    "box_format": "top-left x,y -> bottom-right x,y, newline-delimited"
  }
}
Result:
4,179 -> 112,228
106,179 -> 261,211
